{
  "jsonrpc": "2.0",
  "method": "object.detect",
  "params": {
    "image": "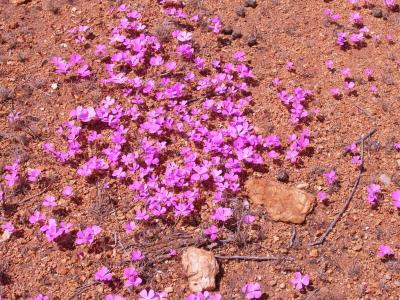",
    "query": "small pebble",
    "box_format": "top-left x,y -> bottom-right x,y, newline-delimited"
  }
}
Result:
247,35 -> 257,46
379,174 -> 391,186
276,170 -> 289,182
245,0 -> 257,8
353,244 -> 363,252
384,273 -> 392,281
236,7 -> 246,18
222,26 -> 233,35
372,8 -> 383,18
232,30 -> 243,39
51,83 -> 58,90
296,183 -> 309,190
279,283 -> 286,289
309,249 -> 319,258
